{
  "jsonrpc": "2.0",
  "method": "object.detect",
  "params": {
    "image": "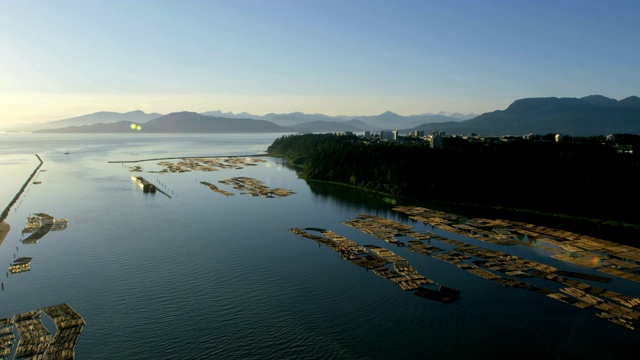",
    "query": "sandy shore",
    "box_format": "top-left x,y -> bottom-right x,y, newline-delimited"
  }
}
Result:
0,221 -> 10,246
